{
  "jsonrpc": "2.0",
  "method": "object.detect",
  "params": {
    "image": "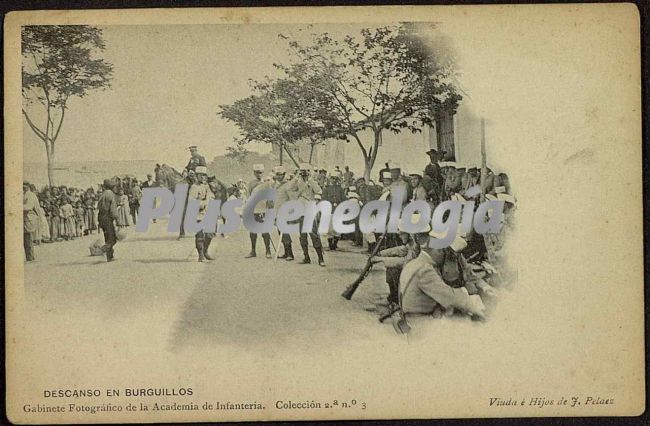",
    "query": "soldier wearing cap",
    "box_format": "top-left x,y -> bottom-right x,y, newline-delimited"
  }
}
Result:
185,145 -> 207,174
322,168 -> 347,250
285,163 -> 325,266
189,166 -> 213,262
272,165 -> 295,261
97,178 -> 120,262
424,149 -> 443,187
408,170 -> 428,202
396,231 -> 486,320
246,164 -> 273,258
